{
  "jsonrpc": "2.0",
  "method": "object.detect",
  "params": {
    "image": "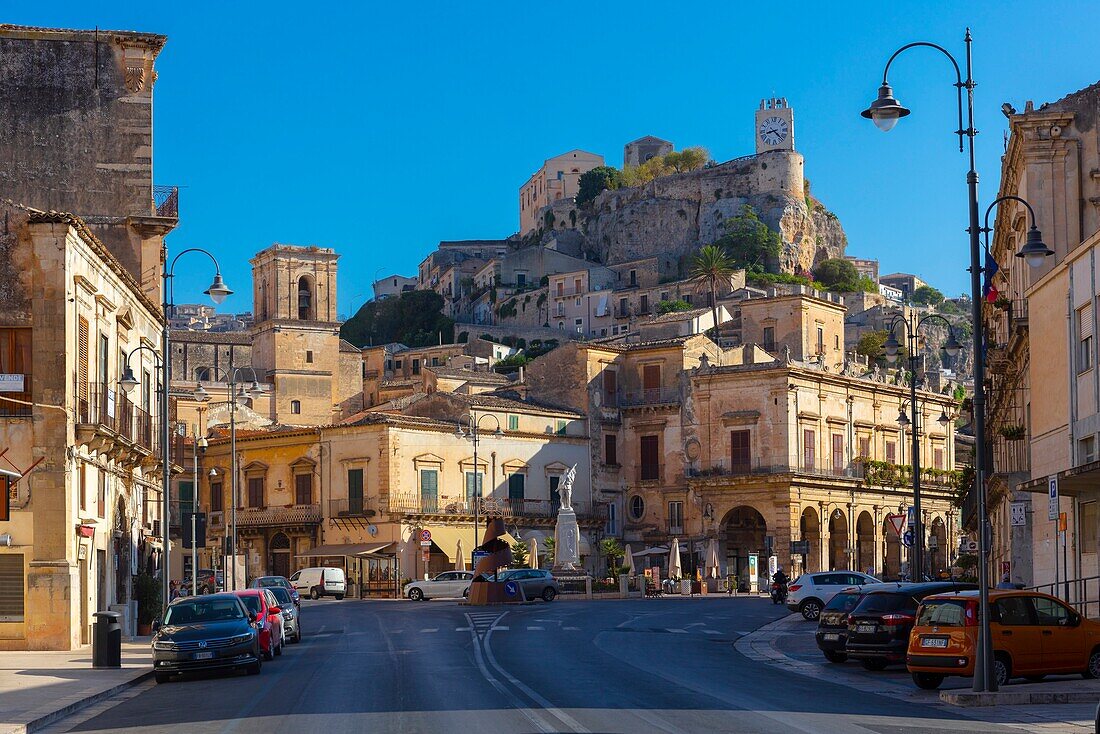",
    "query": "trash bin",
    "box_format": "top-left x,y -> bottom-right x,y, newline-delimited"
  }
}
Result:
92,611 -> 122,668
